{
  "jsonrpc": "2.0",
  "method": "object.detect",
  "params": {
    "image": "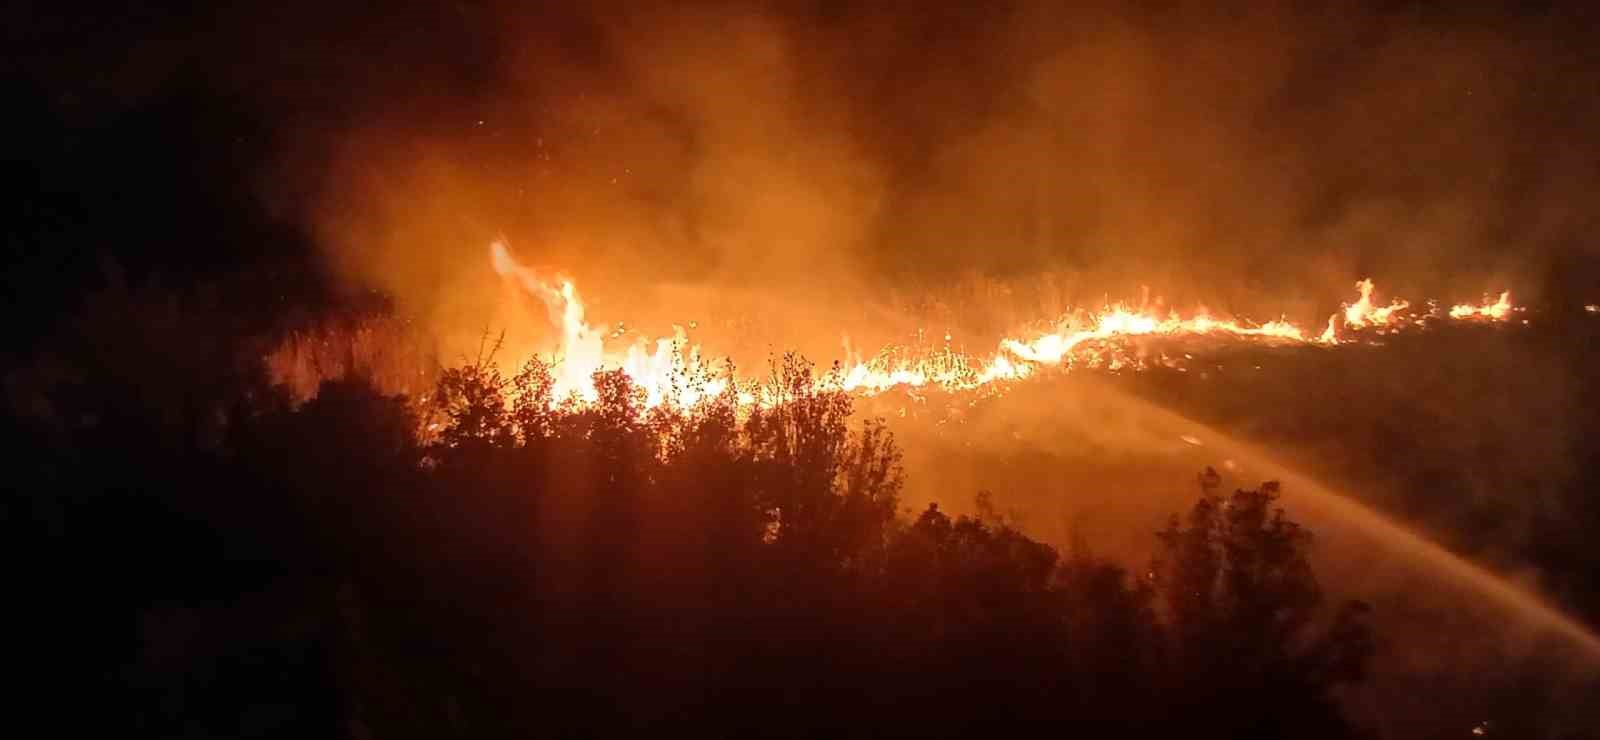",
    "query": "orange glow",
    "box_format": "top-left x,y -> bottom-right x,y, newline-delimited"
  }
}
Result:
1342,278 -> 1411,329
1449,291 -> 1513,321
489,242 -> 1519,410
